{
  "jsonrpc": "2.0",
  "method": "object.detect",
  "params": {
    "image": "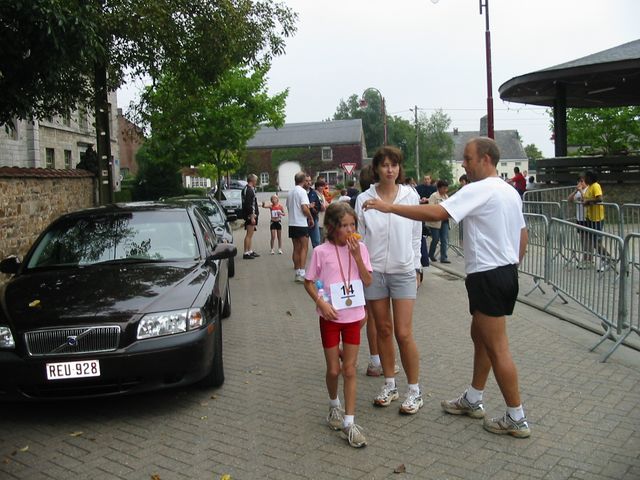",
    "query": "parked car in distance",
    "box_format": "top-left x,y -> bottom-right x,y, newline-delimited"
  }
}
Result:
228,179 -> 247,190
163,195 -> 235,277
219,189 -> 243,221
0,202 -> 236,401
